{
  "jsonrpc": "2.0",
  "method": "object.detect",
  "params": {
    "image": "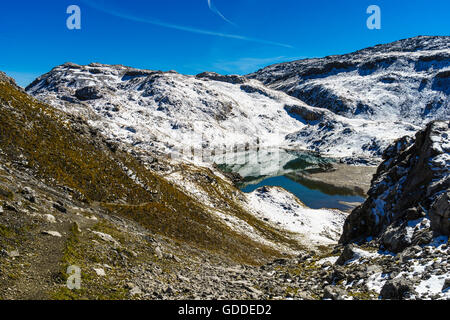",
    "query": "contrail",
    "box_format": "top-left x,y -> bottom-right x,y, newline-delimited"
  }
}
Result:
81,0 -> 293,48
207,0 -> 236,26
